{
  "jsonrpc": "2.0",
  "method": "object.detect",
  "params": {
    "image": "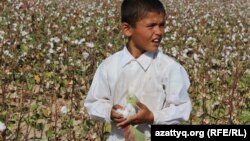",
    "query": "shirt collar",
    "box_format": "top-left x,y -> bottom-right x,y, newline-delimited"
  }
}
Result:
121,46 -> 157,71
